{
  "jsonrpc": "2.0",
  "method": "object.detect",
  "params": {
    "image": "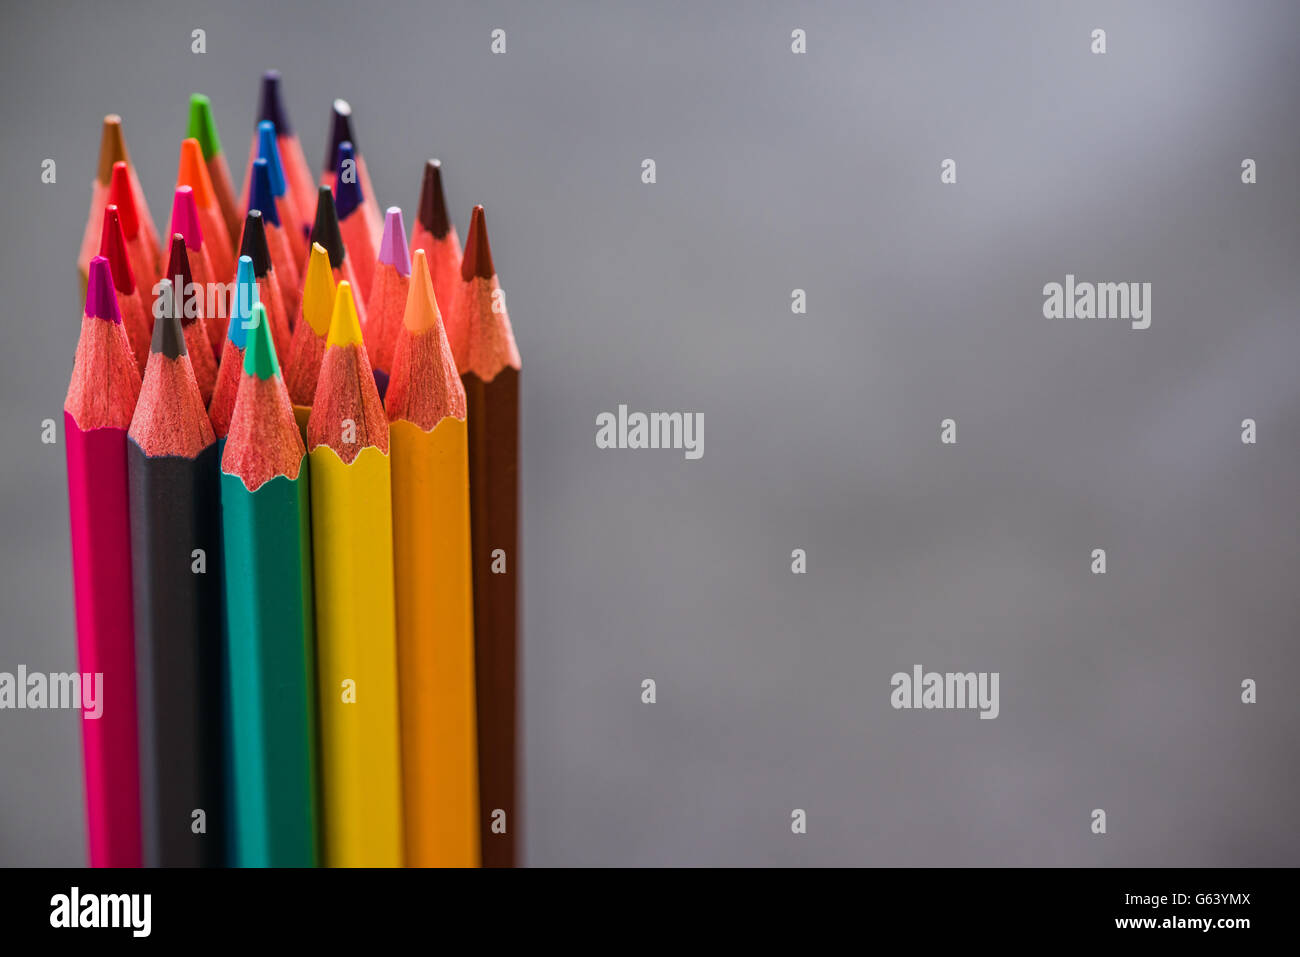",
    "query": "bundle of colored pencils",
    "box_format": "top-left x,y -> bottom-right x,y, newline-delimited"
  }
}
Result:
64,73 -> 521,869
